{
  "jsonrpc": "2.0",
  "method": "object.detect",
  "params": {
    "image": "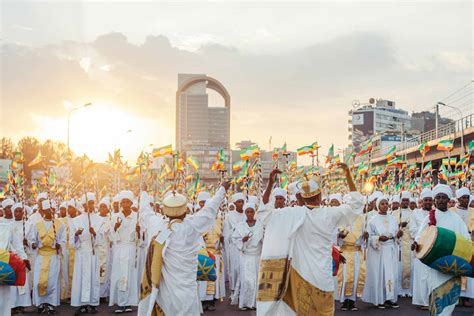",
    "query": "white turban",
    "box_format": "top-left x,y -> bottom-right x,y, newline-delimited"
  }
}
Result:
391,195 -> 400,203
329,193 -> 343,204
112,195 -> 119,203
197,192 -> 211,203
68,199 -> 77,208
420,188 -> 433,199
119,190 -> 134,203
60,201 -> 68,209
290,195 -> 297,202
99,196 -> 110,208
376,195 -> 389,211
368,191 -> 383,203
51,199 -> 57,209
247,195 -> 259,206
232,192 -> 245,202
243,202 -> 256,212
12,202 -> 23,211
456,187 -> 470,199
81,192 -> 96,205
288,181 -> 300,195
272,188 -> 287,199
2,198 -> 14,209
41,199 -> 51,210
400,191 -> 412,200
227,202 -> 235,211
433,184 -> 453,199
36,192 -> 48,202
